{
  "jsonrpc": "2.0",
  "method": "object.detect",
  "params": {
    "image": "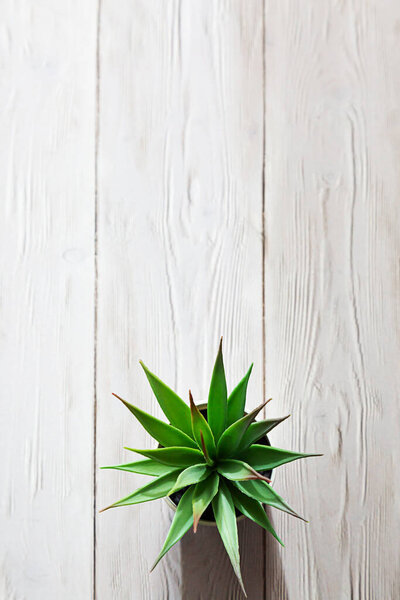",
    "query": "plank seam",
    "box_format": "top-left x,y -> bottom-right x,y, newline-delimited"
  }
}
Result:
93,1 -> 102,599
261,0 -> 267,598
